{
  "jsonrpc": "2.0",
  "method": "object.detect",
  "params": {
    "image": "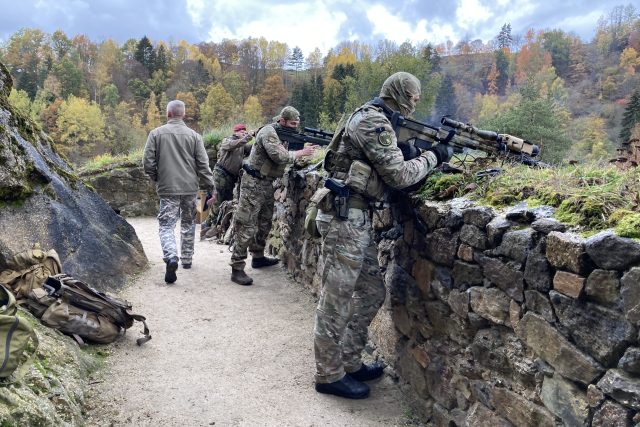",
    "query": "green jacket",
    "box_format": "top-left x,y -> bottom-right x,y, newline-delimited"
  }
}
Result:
142,119 -> 214,196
